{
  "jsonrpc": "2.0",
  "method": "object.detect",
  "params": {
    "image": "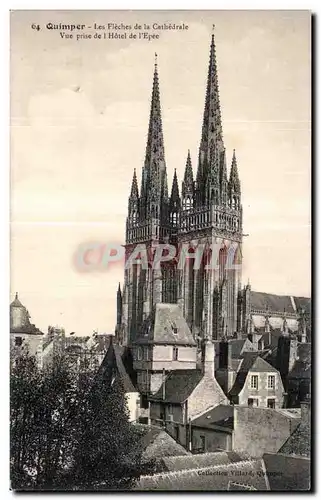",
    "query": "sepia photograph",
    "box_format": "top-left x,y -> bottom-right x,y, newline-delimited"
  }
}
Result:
10,9 -> 311,491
